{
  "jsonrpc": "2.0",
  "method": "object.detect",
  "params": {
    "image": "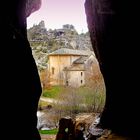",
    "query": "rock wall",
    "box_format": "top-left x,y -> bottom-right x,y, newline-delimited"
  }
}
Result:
2,0 -> 139,139
1,0 -> 42,140
85,0 -> 139,138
